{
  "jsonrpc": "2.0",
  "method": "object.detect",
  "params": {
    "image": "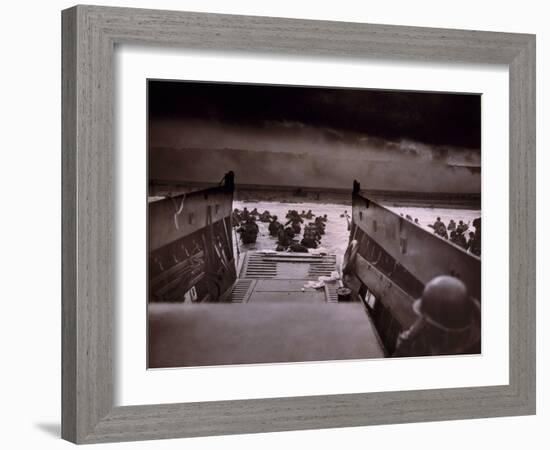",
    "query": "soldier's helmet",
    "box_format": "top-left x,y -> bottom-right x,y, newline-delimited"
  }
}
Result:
413,275 -> 475,331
